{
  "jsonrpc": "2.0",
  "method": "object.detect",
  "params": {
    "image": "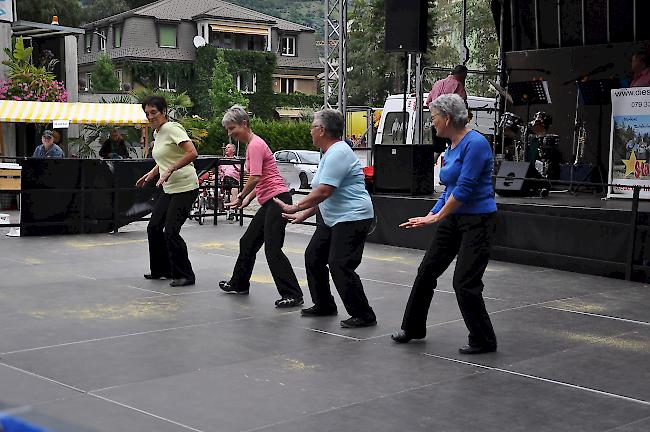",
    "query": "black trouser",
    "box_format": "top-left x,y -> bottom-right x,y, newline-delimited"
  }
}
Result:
401,213 -> 497,348
228,192 -> 302,299
147,188 -> 199,281
305,217 -> 375,321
